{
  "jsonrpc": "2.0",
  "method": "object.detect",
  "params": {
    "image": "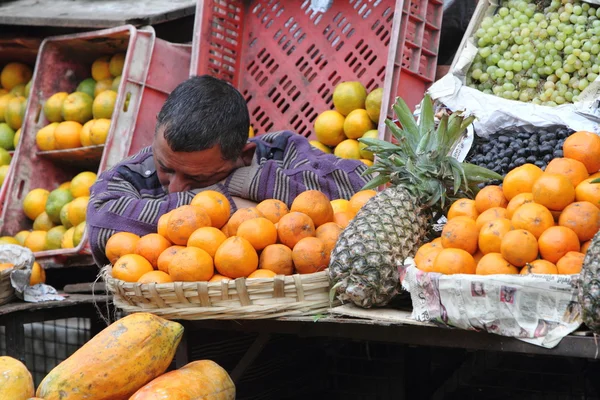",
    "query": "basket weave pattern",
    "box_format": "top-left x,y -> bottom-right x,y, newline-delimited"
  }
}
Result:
102,266 -> 337,320
0,265 -> 24,306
